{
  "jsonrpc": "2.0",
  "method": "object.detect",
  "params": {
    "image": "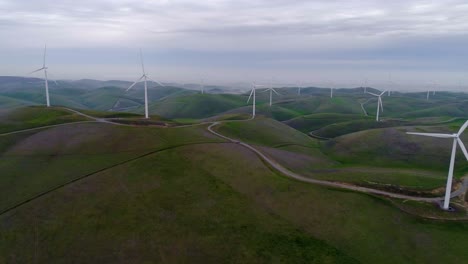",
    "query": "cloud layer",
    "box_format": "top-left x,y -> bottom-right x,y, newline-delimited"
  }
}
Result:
1,0 -> 468,88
